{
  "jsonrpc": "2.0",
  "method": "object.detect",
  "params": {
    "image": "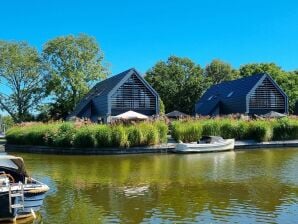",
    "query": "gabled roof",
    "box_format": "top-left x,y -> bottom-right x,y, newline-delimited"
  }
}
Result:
70,68 -> 158,117
199,74 -> 265,102
70,68 -> 133,117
